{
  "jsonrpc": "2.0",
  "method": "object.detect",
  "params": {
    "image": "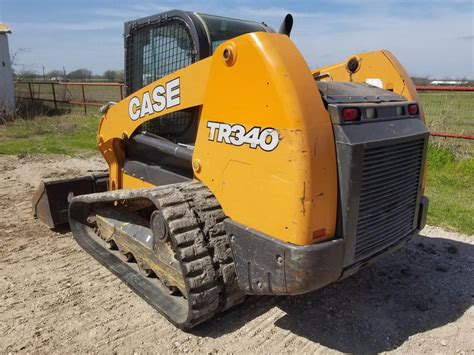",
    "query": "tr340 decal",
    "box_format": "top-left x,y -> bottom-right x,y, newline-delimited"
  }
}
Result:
207,121 -> 279,152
